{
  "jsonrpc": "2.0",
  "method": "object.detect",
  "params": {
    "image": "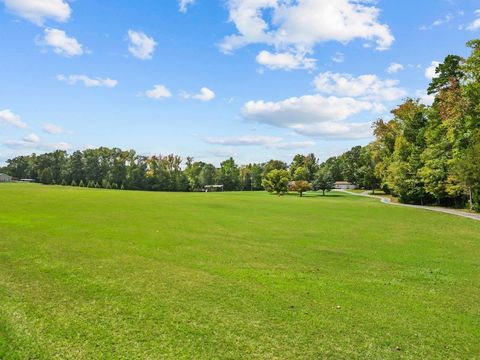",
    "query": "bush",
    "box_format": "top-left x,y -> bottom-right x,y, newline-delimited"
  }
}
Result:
112,183 -> 118,190
78,180 -> 84,187
61,179 -> 67,186
71,180 -> 77,187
